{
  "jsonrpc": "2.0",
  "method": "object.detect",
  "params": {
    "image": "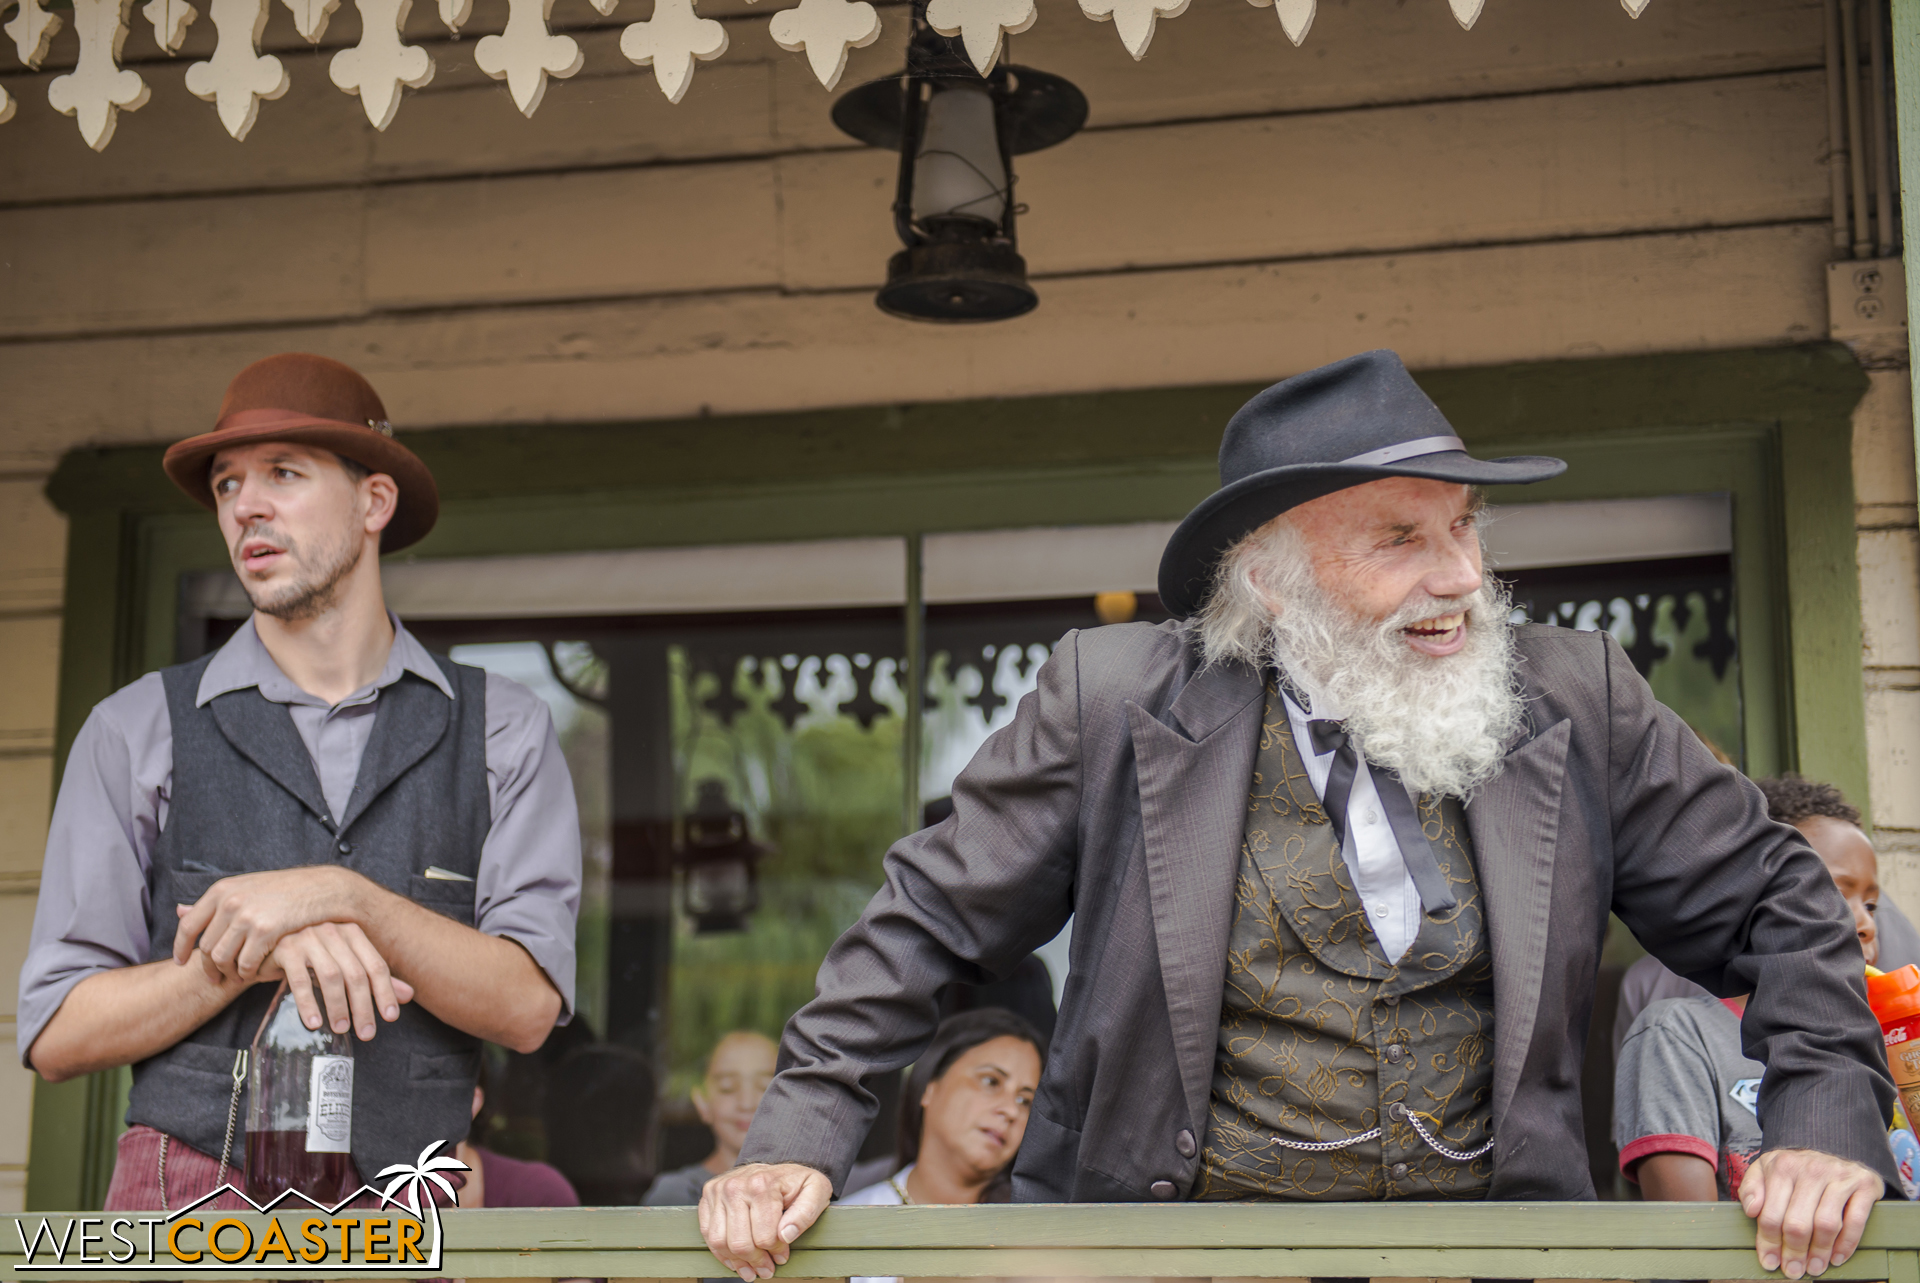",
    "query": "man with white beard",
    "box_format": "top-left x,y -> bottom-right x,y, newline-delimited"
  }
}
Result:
696,351 -> 1898,1281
